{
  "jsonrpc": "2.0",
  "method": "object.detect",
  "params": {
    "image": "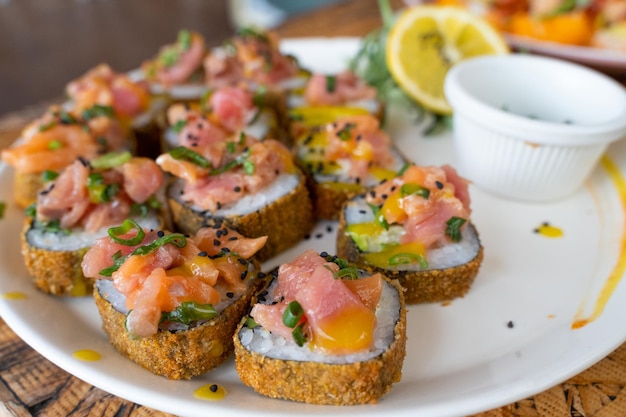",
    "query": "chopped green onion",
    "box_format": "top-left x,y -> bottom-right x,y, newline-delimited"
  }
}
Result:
171,120 -> 187,133
130,195 -> 161,217
82,105 -> 114,121
40,219 -> 69,234
242,159 -> 255,175
24,204 -> 36,218
48,140 -> 63,150
325,75 -> 336,93
282,301 -> 304,328
245,317 -> 259,328
334,266 -> 359,280
99,250 -> 125,277
292,323 -> 307,347
237,27 -> 268,42
90,151 -> 132,169
367,203 -> 389,230
169,146 -> 212,169
337,123 -> 355,141
58,111 -> 77,125
131,233 -> 187,256
160,301 -> 217,325
253,85 -> 267,107
388,253 -> 428,269
41,170 -> 59,182
38,121 -> 56,132
400,183 -> 430,199
107,218 -> 145,246
87,173 -> 119,203
0,202 -> 5,220
397,162 -> 411,176
159,47 -> 180,67
226,141 -> 237,154
445,216 -> 466,242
